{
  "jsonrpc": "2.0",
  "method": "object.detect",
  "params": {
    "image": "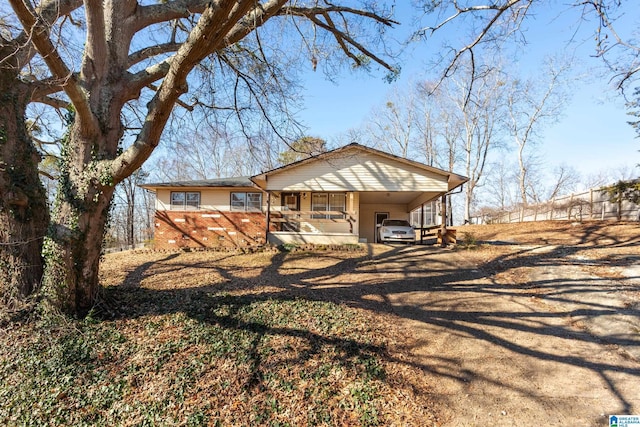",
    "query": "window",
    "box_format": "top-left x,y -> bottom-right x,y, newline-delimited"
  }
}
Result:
311,193 -> 328,219
231,192 -> 262,212
247,193 -> 262,211
312,193 -> 346,219
171,191 -> 200,210
186,192 -> 200,208
329,193 -> 346,219
231,192 -> 246,211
